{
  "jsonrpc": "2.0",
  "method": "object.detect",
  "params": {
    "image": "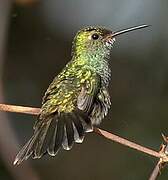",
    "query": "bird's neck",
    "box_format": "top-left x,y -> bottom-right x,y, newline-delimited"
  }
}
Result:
73,48 -> 111,85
